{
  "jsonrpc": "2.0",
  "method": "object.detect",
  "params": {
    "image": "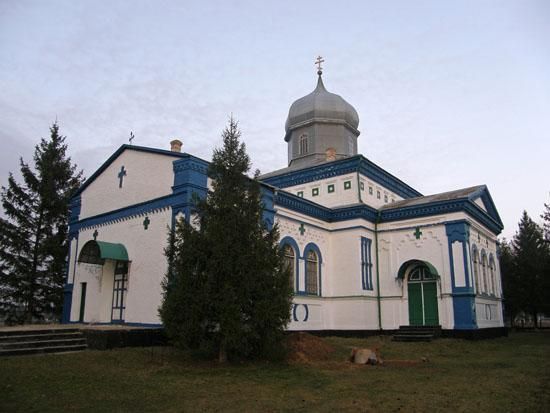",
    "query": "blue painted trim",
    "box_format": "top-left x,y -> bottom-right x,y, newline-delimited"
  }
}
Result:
261,186 -> 276,231
291,304 -> 309,322
71,235 -> 79,285
73,144 -> 191,197
72,193 -> 181,232
451,294 -> 477,330
68,321 -> 163,328
275,191 -> 333,221
467,185 -> 504,229
446,222 -> 477,329
261,155 -> 422,199
69,196 -> 81,225
275,191 -> 502,235
303,242 -> 323,296
61,284 -> 73,324
280,236 -> 300,293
